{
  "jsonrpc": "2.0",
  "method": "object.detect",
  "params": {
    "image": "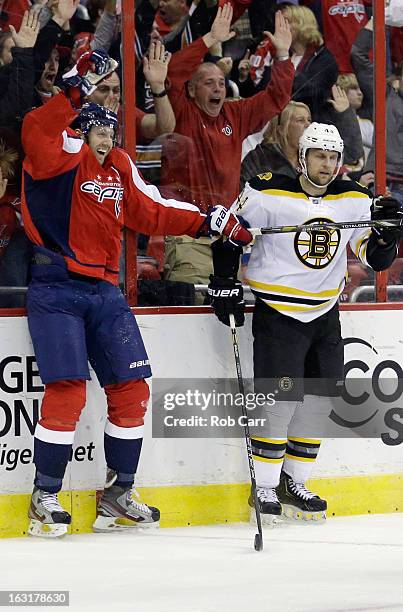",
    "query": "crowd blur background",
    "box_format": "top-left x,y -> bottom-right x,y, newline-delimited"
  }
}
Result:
0,0 -> 403,307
